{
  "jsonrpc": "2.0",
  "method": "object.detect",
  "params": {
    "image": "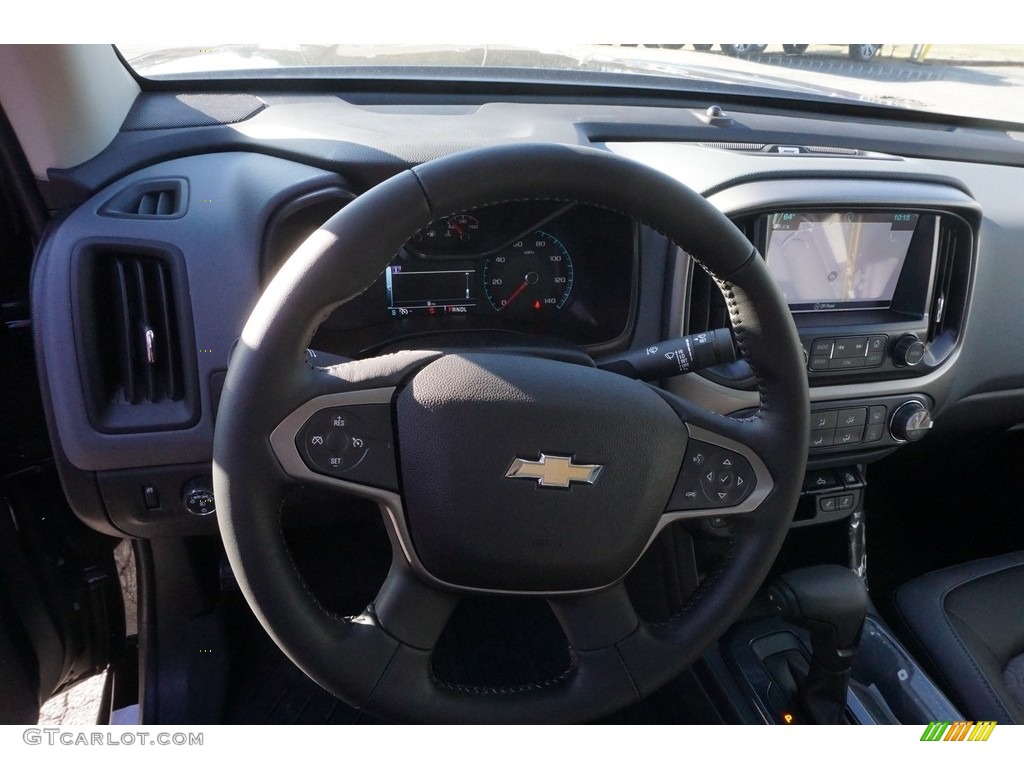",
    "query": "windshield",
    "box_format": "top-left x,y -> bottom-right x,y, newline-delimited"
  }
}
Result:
117,44 -> 1024,125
